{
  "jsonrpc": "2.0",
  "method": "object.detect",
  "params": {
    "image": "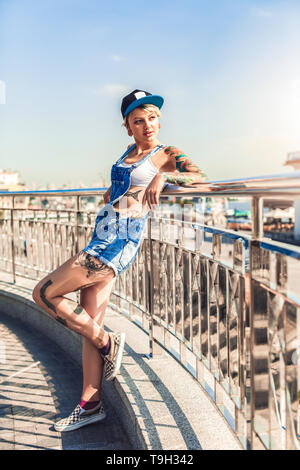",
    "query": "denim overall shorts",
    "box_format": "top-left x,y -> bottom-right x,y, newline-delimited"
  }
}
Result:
82,144 -> 165,276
